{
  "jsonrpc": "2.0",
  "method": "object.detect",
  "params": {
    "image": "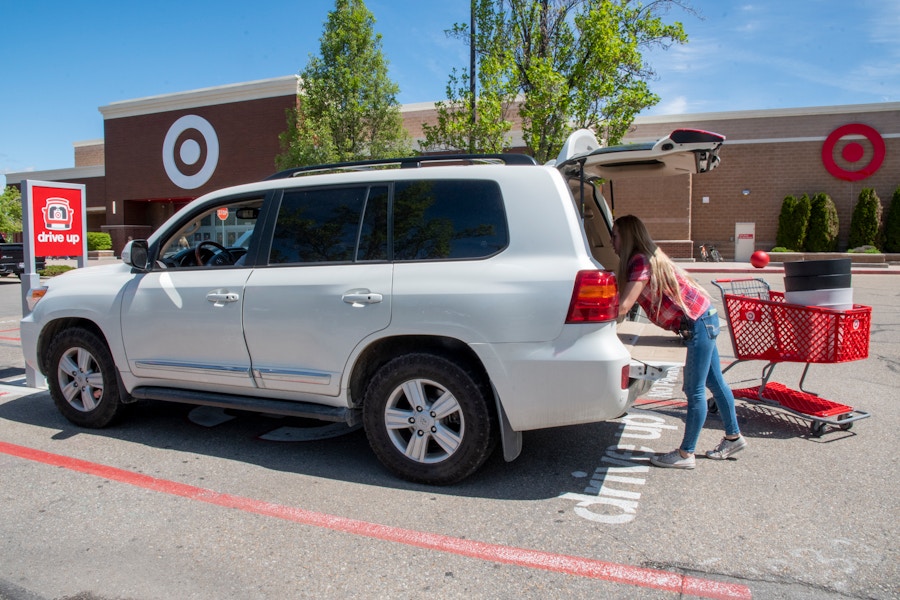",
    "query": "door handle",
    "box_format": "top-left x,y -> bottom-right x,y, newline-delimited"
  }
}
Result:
342,292 -> 383,307
206,291 -> 240,305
